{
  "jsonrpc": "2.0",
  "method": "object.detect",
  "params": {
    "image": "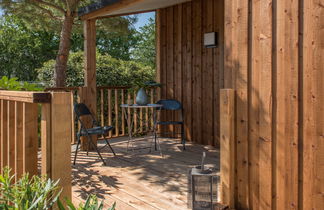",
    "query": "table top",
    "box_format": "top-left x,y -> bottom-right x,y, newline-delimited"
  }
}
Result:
120,104 -> 163,108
